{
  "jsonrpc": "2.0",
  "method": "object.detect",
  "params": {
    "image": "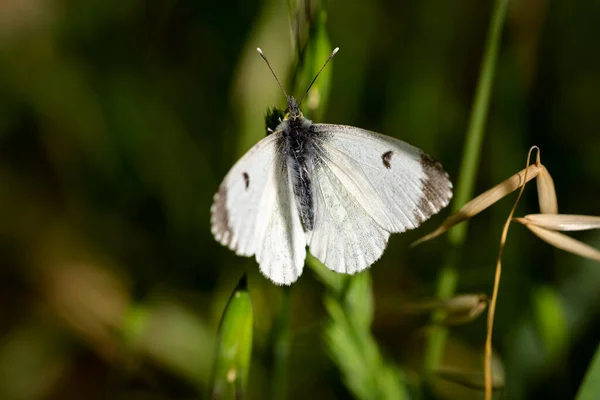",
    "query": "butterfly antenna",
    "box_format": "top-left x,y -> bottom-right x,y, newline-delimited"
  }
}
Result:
298,47 -> 339,107
257,48 -> 289,100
